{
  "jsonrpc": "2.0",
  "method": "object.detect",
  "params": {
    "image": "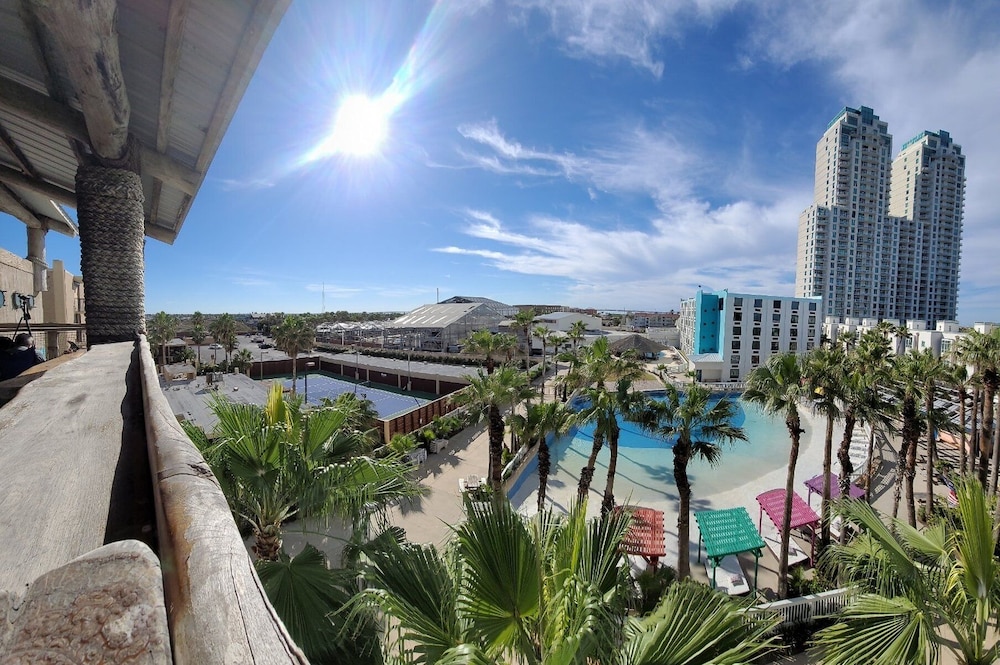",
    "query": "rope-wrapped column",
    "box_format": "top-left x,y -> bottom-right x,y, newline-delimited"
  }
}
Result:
76,165 -> 145,345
